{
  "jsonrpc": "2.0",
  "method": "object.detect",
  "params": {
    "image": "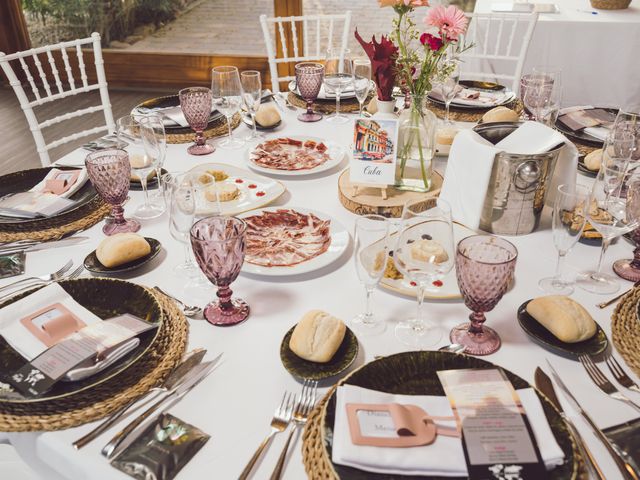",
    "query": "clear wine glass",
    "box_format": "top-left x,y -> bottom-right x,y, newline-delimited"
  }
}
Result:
138,114 -> 167,212
324,48 -> 353,124
437,59 -> 460,125
85,149 -> 140,236
523,73 -> 562,127
352,214 -> 389,335
211,65 -> 245,149
178,87 -> 216,155
450,235 -> 517,356
241,70 -> 264,140
538,184 -> 590,295
353,58 -> 371,117
191,216 -> 250,326
393,199 -> 455,348
168,174 -> 197,276
295,62 -> 324,122
612,109 -> 639,163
